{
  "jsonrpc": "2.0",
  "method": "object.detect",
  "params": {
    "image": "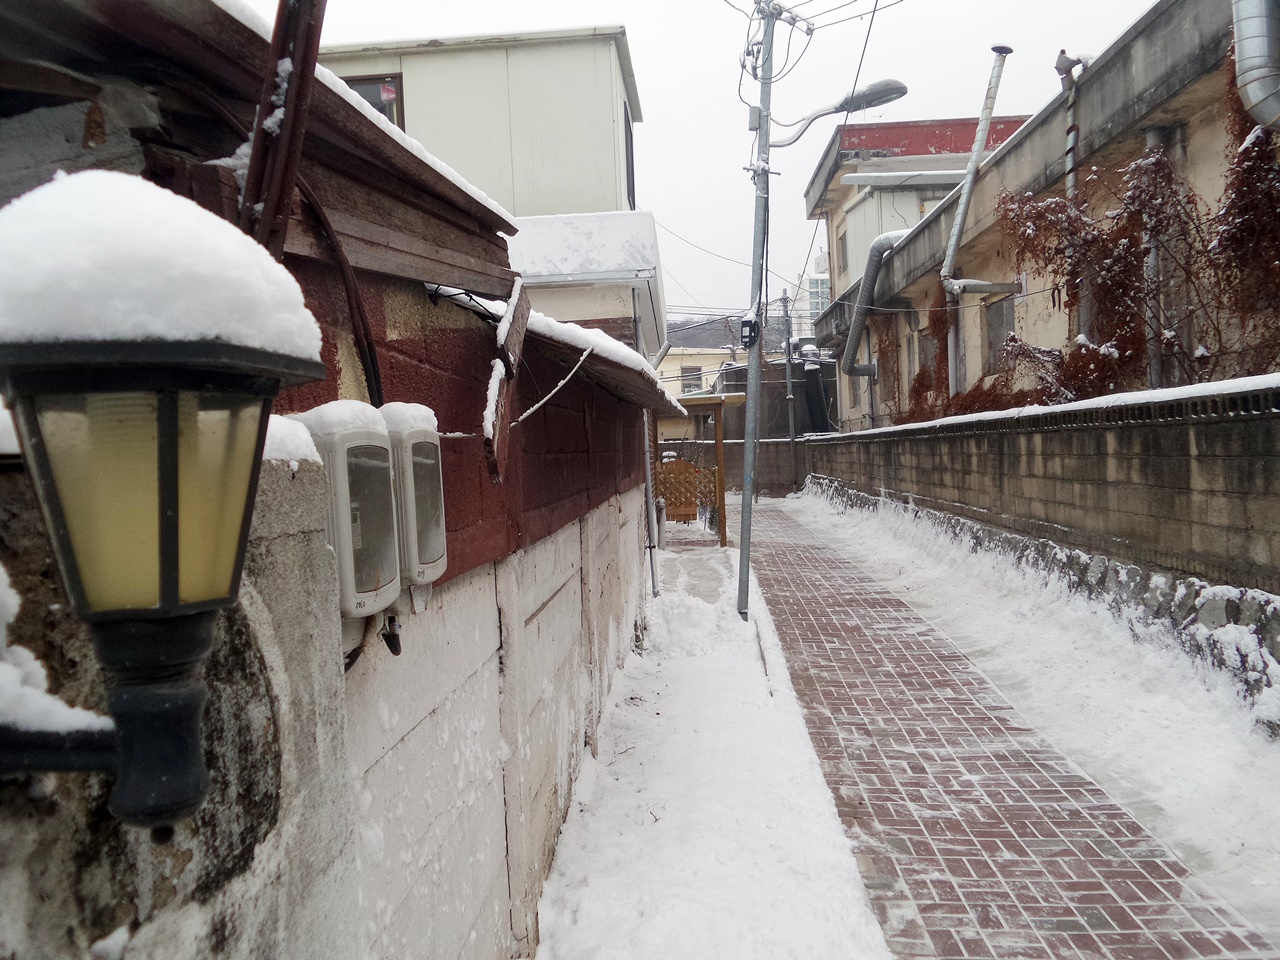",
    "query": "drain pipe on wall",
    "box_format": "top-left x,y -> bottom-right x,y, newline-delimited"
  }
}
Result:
1234,0 -> 1280,131
1144,126 -> 1168,389
633,293 -> 660,598
839,230 -> 909,398
940,45 -> 1021,396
